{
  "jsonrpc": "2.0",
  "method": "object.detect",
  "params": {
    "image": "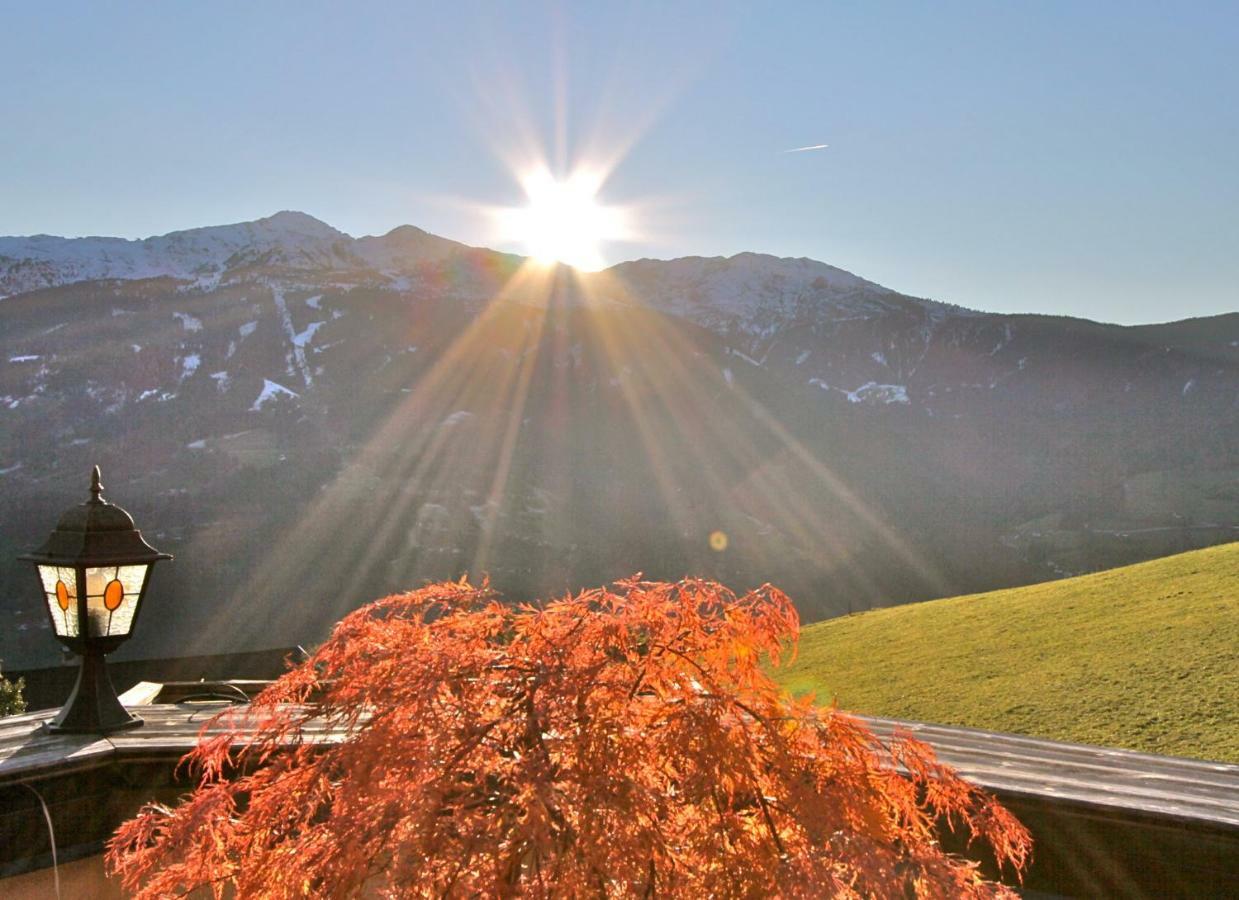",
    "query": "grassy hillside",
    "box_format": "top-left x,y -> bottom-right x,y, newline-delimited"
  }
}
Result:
776,543 -> 1239,762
